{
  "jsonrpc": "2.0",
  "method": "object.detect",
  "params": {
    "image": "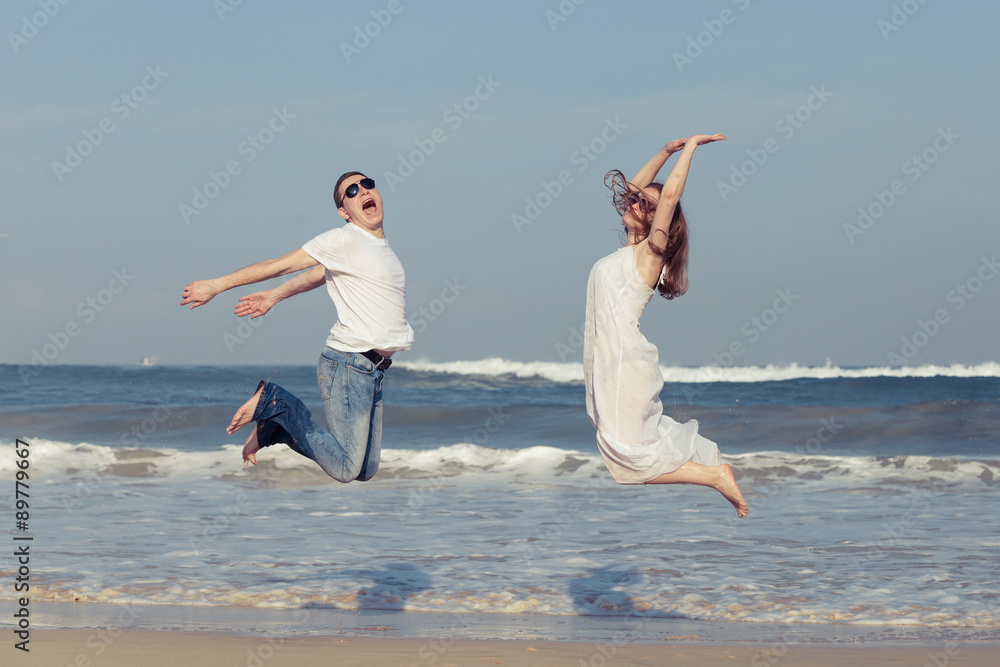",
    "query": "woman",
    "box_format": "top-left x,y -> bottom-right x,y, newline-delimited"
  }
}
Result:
583,134 -> 748,517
